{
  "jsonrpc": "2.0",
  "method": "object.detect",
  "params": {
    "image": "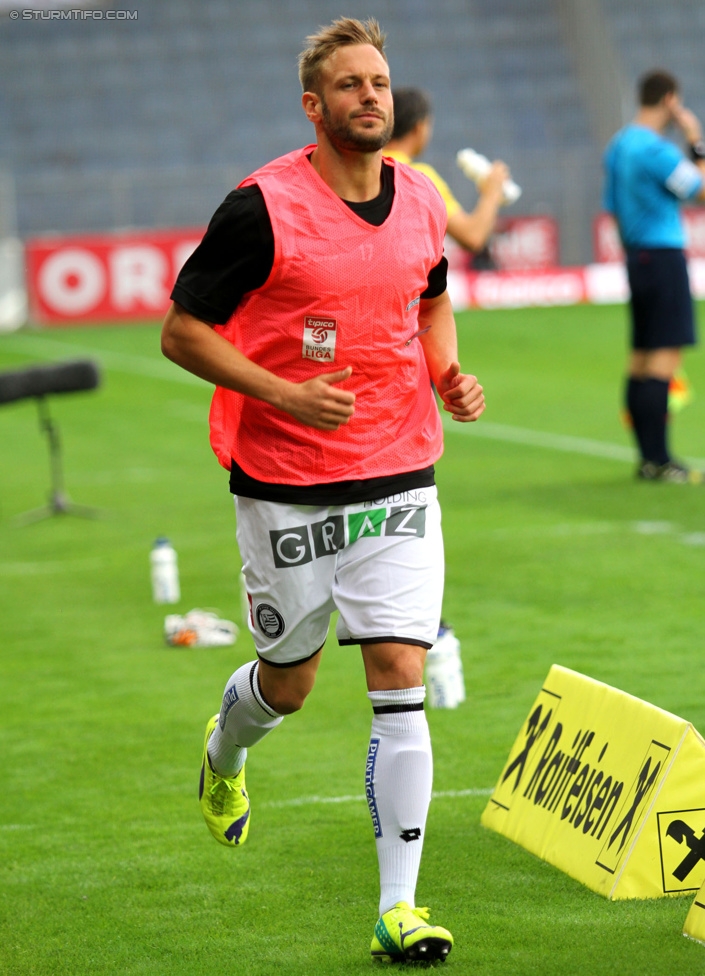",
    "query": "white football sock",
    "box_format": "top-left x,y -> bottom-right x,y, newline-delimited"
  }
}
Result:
207,660 -> 283,776
366,686 -> 433,916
